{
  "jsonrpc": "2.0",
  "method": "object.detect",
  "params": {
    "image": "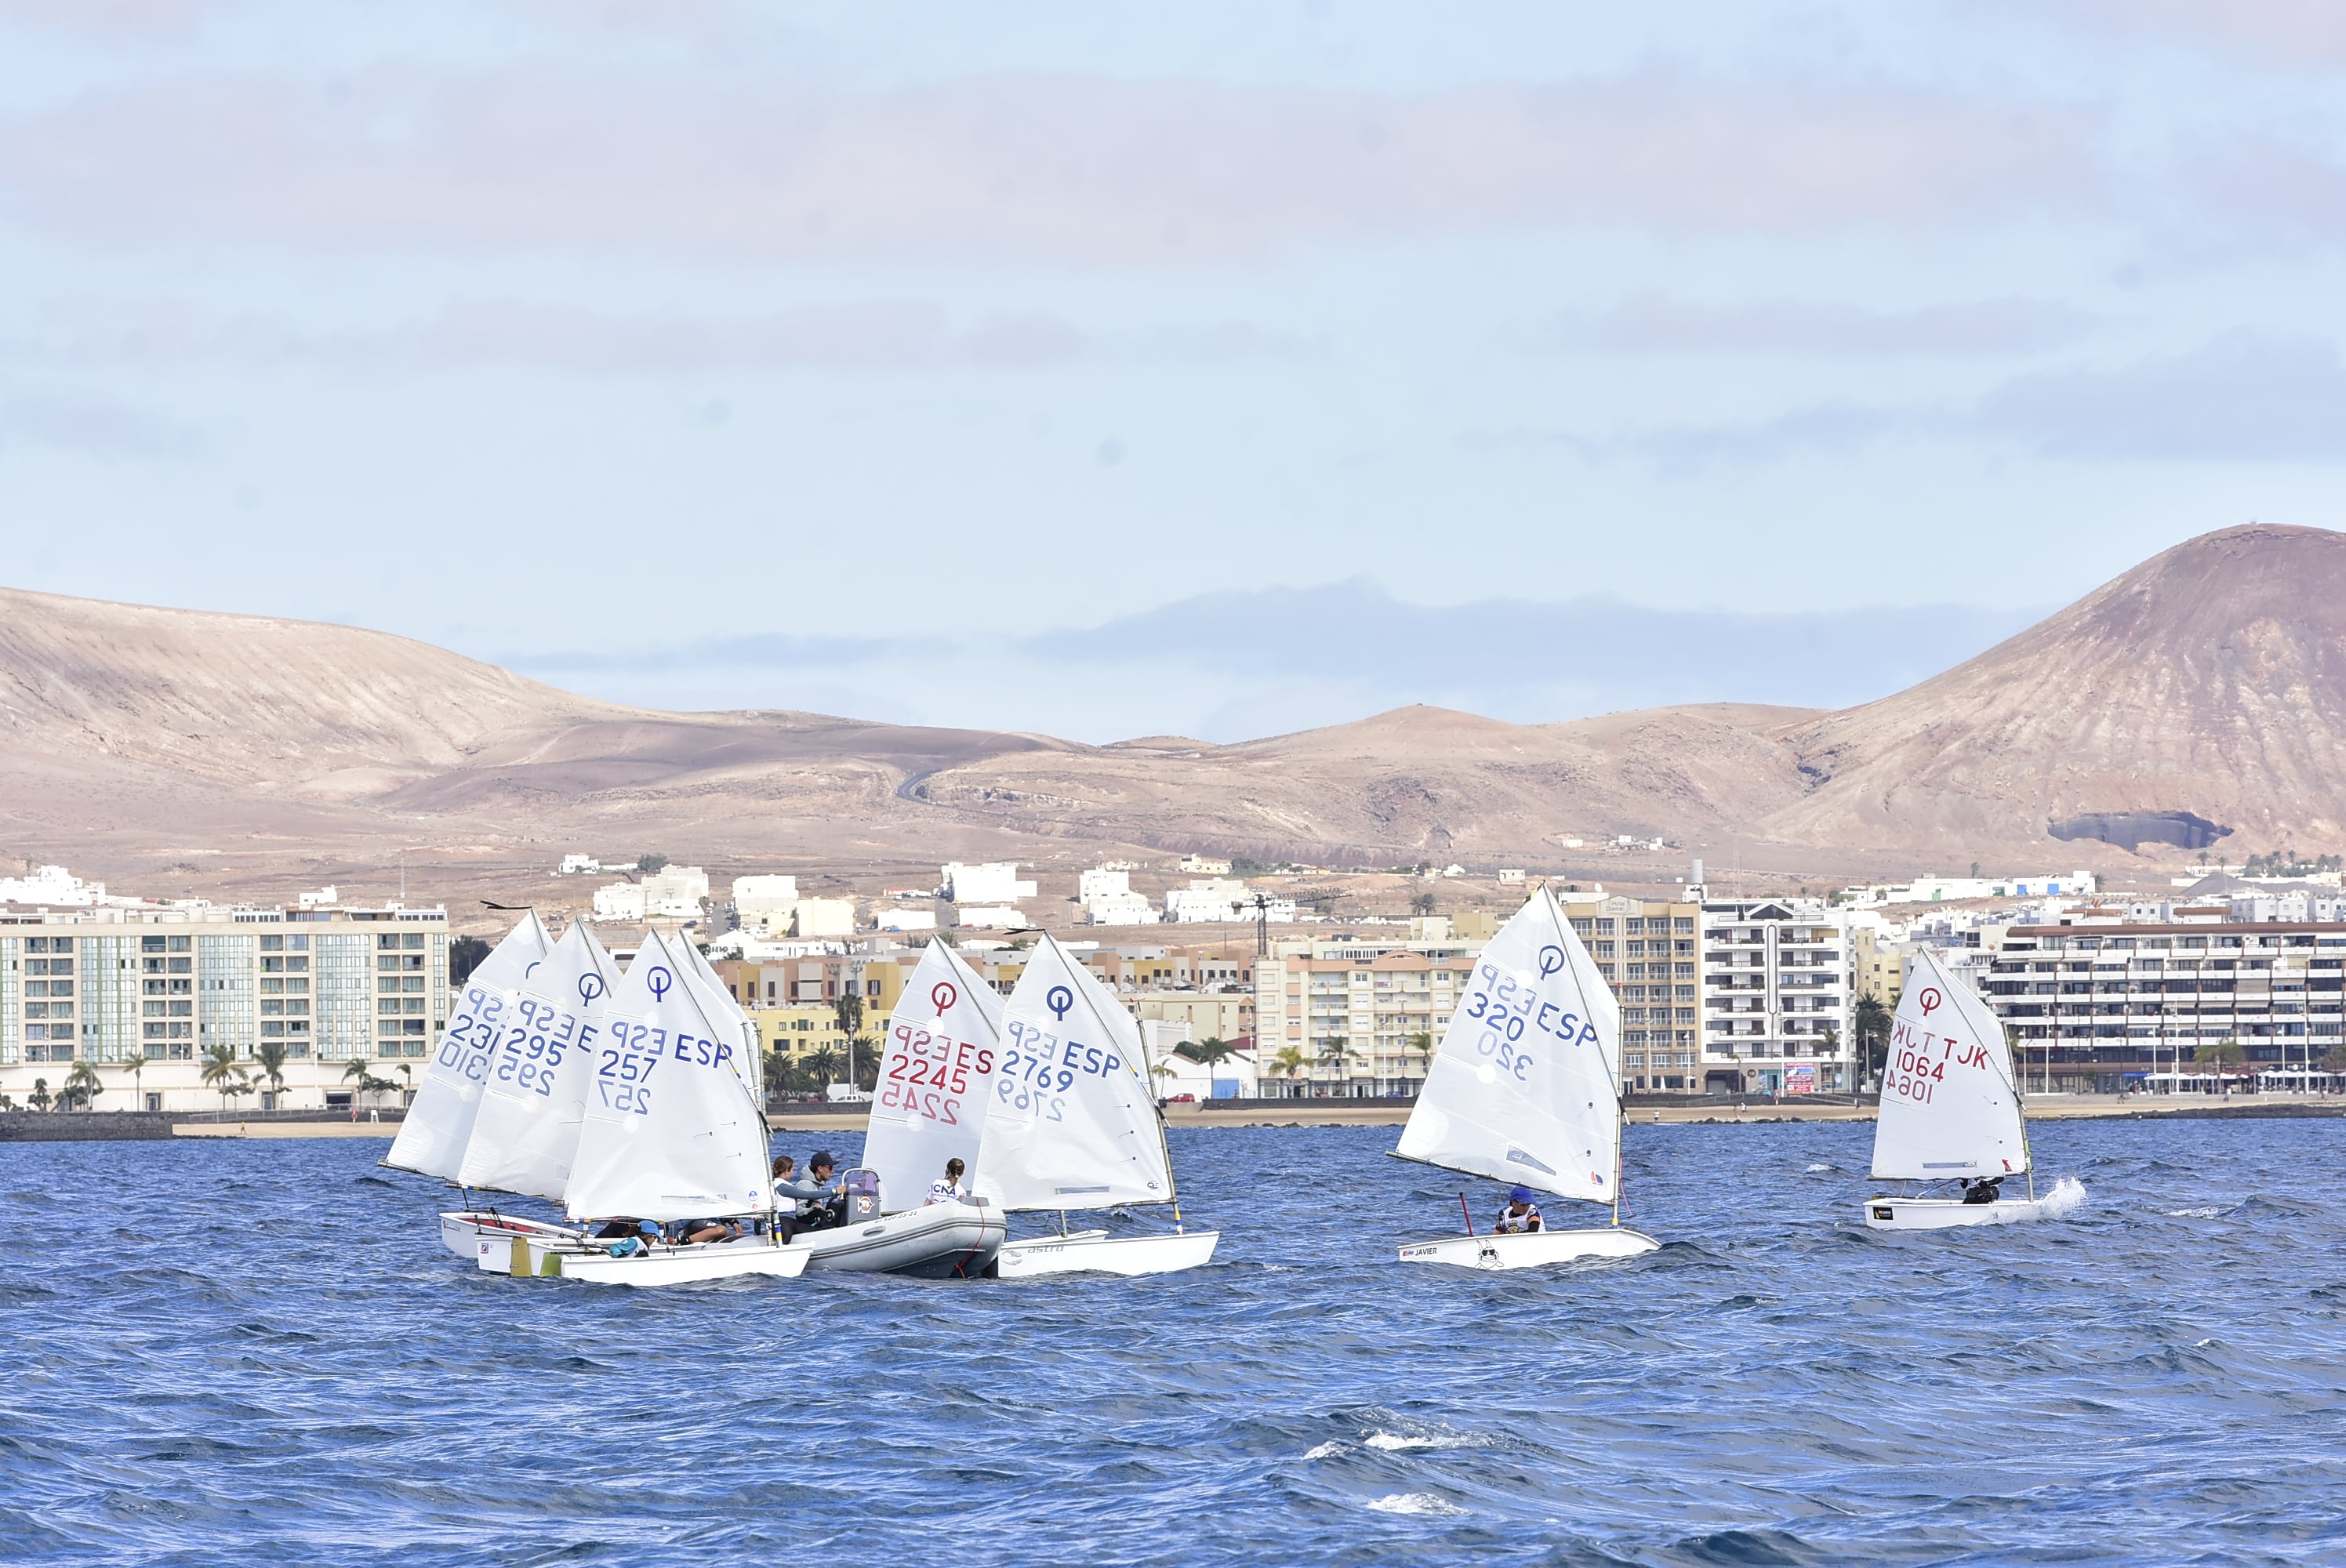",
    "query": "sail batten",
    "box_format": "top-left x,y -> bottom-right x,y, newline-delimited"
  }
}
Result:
1868,949 -> 2030,1181
1395,885 -> 1622,1209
